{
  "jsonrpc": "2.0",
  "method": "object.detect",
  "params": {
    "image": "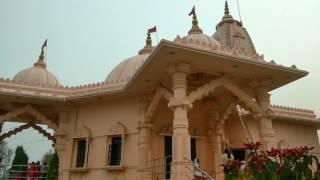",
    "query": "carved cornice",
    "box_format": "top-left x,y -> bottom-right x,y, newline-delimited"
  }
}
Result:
0,78 -> 126,101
